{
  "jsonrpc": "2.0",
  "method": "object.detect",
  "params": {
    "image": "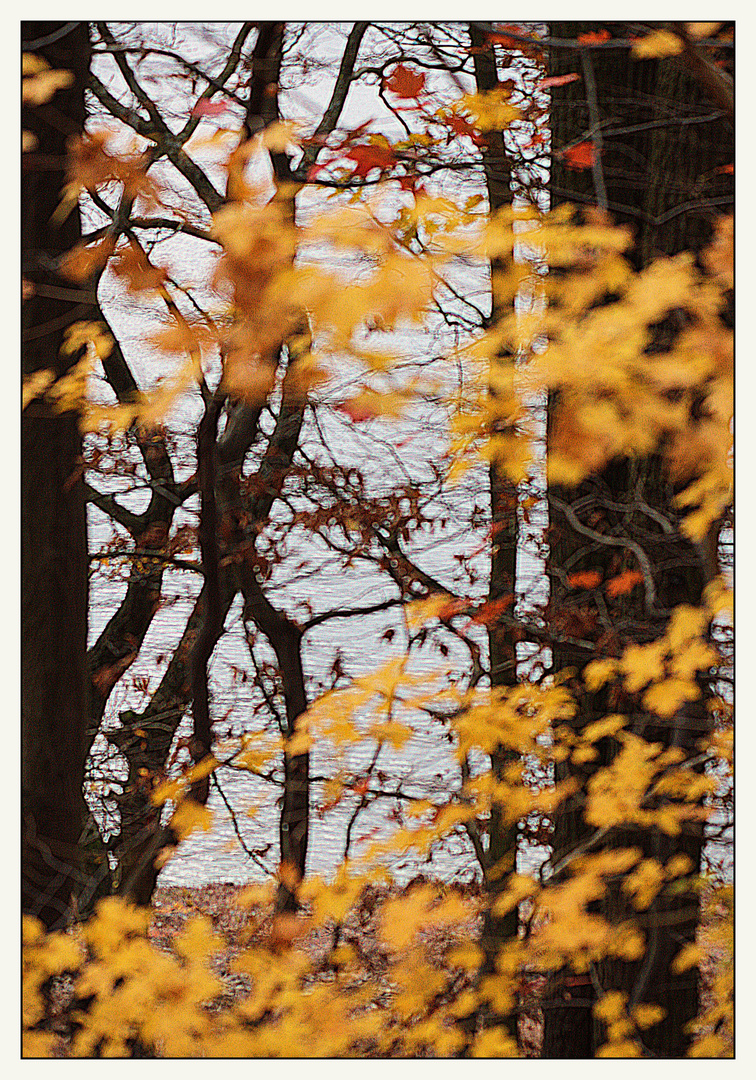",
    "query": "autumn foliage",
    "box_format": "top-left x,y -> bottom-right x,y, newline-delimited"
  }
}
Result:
22,21 -> 732,1059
